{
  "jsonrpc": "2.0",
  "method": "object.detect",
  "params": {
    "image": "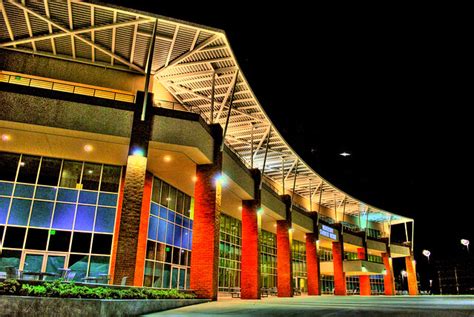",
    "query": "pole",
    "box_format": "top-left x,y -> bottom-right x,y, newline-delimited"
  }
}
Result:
438,271 -> 442,295
210,71 -> 216,124
309,179 -> 312,211
259,128 -> 271,190
411,220 -> 415,252
250,124 -> 254,169
141,19 -> 158,121
316,184 -> 323,227
221,70 -> 239,151
290,161 -> 298,212
454,267 -> 459,295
